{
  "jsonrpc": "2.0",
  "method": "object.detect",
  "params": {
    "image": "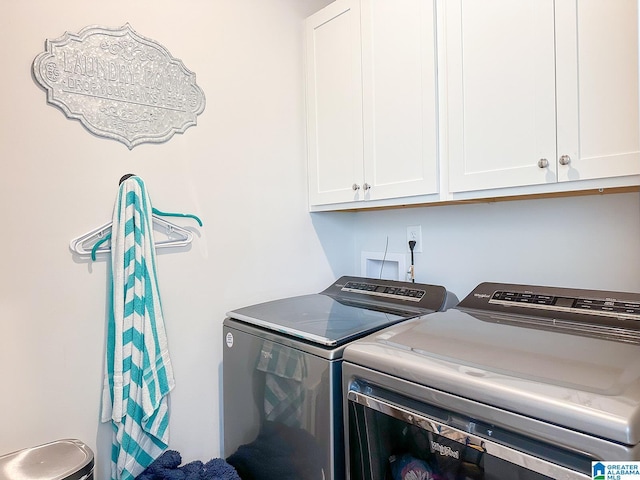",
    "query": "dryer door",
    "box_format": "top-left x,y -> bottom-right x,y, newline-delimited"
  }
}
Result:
347,390 -> 593,480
